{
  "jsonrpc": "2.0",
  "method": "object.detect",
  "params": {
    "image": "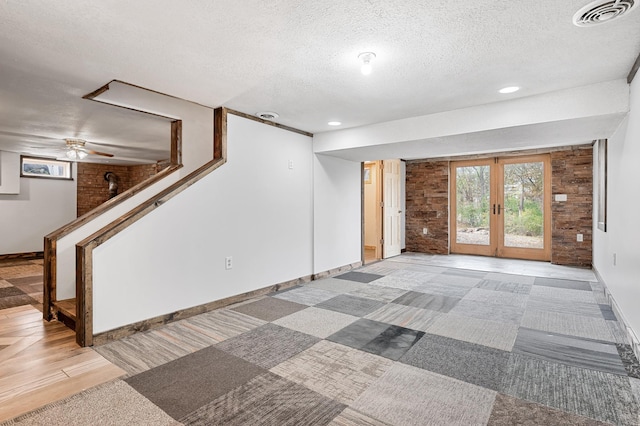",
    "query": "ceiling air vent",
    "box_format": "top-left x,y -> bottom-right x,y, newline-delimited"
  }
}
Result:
255,111 -> 279,121
573,0 -> 636,26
